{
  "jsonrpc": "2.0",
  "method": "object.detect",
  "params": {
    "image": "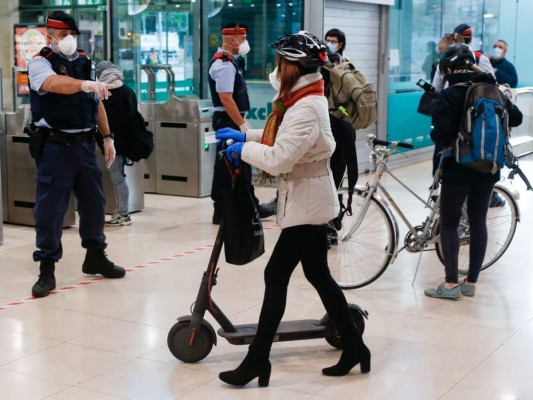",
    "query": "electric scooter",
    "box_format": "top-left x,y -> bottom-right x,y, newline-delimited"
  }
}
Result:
167,156 -> 369,363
